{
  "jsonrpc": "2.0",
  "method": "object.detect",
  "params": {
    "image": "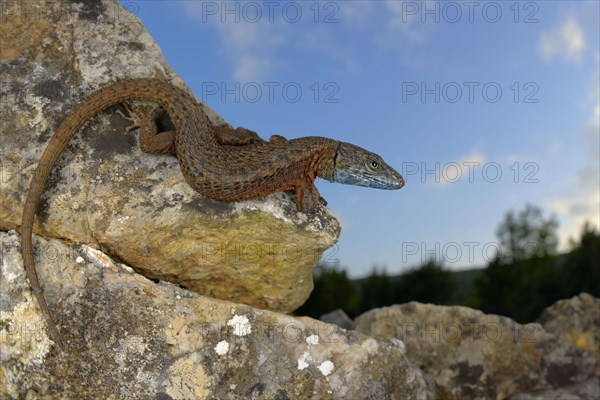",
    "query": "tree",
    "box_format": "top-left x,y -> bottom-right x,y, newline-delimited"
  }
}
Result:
471,257 -> 519,316
393,260 -> 457,305
356,267 -> 395,313
473,204 -> 563,322
496,204 -> 559,263
295,263 -> 356,318
562,222 -> 600,297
